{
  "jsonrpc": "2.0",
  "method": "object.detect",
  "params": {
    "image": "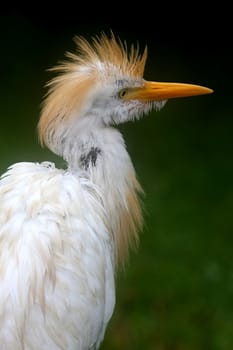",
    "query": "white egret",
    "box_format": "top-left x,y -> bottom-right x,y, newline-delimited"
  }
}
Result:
0,32 -> 213,350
